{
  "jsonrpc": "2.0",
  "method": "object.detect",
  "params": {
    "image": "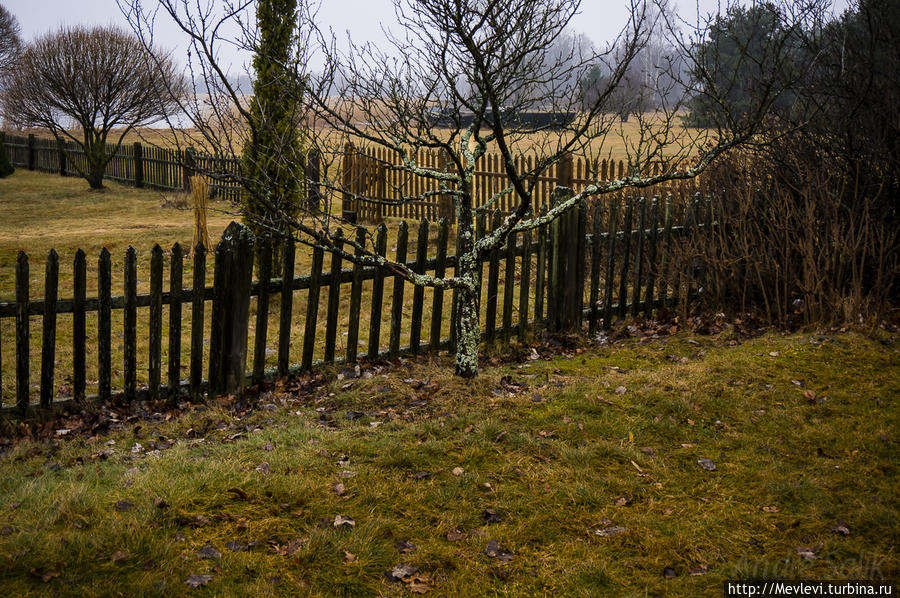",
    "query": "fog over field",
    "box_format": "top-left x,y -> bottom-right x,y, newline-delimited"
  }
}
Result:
8,0 -> 811,73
